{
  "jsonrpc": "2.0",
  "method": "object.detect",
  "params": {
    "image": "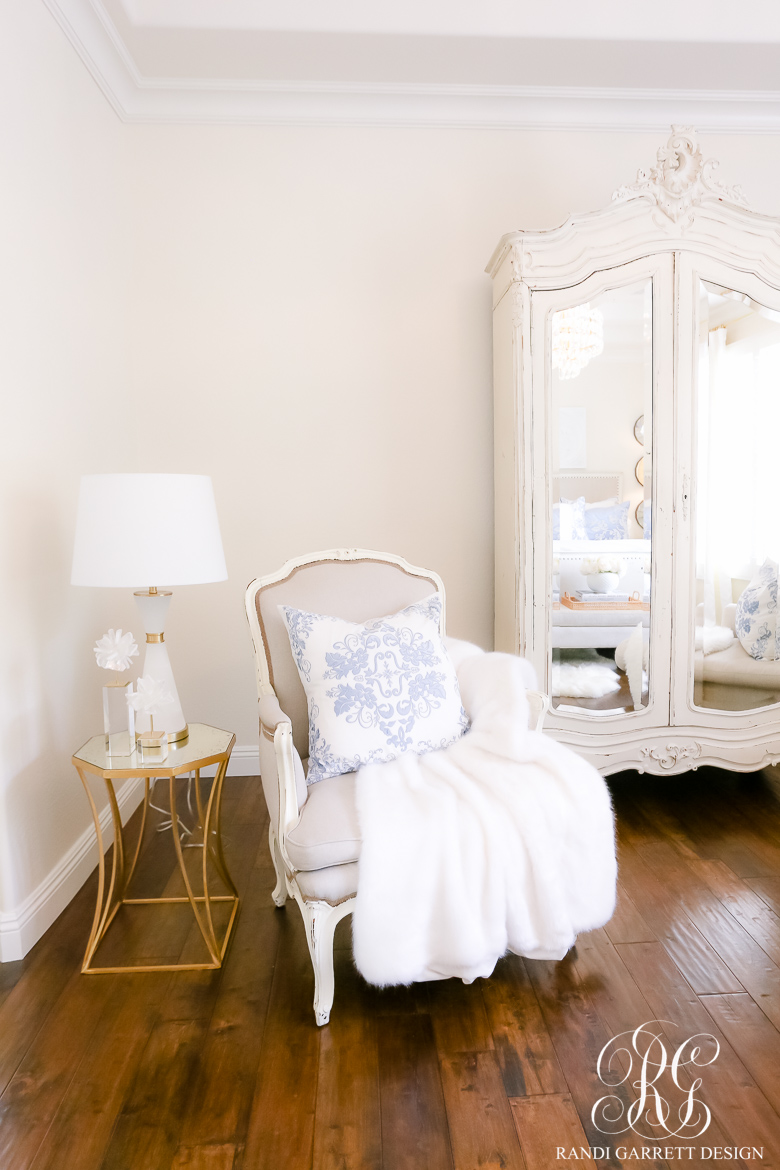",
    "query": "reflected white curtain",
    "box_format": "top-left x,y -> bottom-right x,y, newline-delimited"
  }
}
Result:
697,327 -> 780,623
